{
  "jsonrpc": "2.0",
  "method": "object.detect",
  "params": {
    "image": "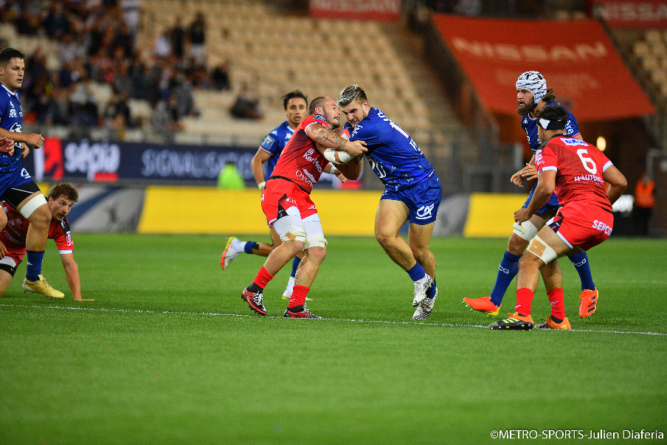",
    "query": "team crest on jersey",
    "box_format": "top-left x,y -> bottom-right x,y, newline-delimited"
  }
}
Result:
261,135 -> 276,149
